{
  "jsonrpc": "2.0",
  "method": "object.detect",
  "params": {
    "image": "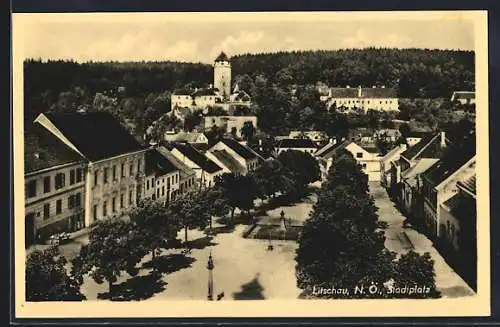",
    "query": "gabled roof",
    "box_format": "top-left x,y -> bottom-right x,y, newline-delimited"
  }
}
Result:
25,123 -> 84,174
173,143 -> 222,174
145,148 -> 178,177
155,146 -> 195,179
210,150 -> 246,174
164,132 -> 206,143
277,138 -> 317,149
315,140 -> 350,159
40,112 -> 145,162
422,136 -> 475,187
192,88 -> 218,97
215,51 -> 230,62
402,158 -> 440,187
381,144 -> 406,163
221,138 -> 259,160
329,87 -> 397,99
457,174 -> 476,196
400,133 -> 440,161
